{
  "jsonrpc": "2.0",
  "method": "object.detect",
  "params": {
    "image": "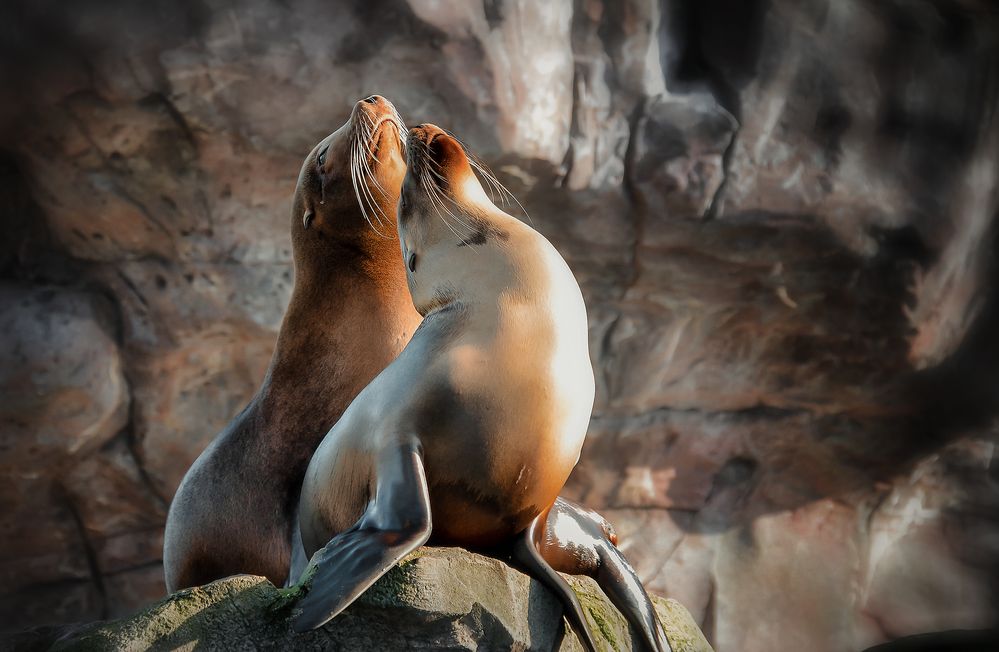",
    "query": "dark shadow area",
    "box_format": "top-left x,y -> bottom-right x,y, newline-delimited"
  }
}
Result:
0,0 -> 210,137
905,219 -> 999,450
0,151 -> 48,279
659,0 -> 768,119
862,629 -> 999,652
